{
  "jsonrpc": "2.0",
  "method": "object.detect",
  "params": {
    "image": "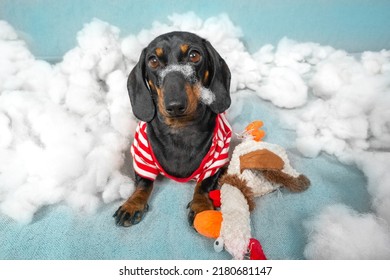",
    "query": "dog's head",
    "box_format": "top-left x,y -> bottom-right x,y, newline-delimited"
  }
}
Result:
127,31 -> 231,125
